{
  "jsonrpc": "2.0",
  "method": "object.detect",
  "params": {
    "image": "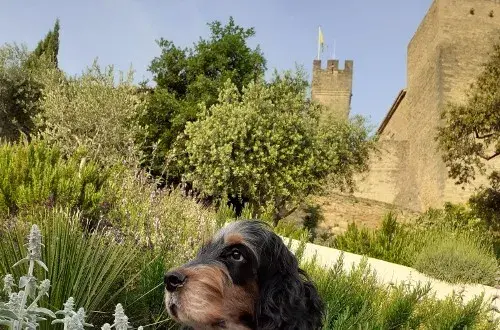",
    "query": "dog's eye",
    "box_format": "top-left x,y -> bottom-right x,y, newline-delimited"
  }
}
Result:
230,249 -> 243,261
